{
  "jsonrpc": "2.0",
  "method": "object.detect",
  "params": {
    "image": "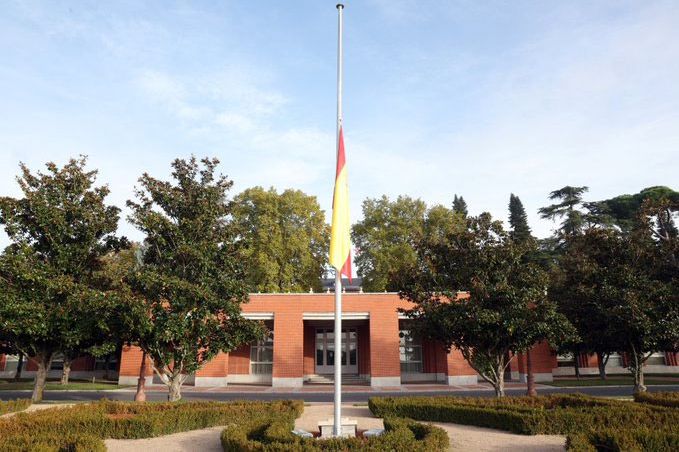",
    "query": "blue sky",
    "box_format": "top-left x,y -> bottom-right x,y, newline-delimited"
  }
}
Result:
1,0 -> 678,247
